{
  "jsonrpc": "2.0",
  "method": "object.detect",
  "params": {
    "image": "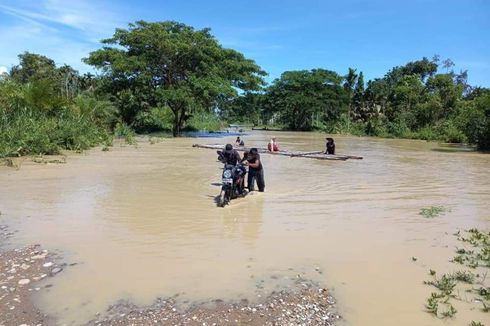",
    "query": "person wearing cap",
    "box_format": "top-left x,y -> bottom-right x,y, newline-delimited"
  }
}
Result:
245,148 -> 265,192
222,144 -> 242,165
325,137 -> 335,155
267,137 -> 279,152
